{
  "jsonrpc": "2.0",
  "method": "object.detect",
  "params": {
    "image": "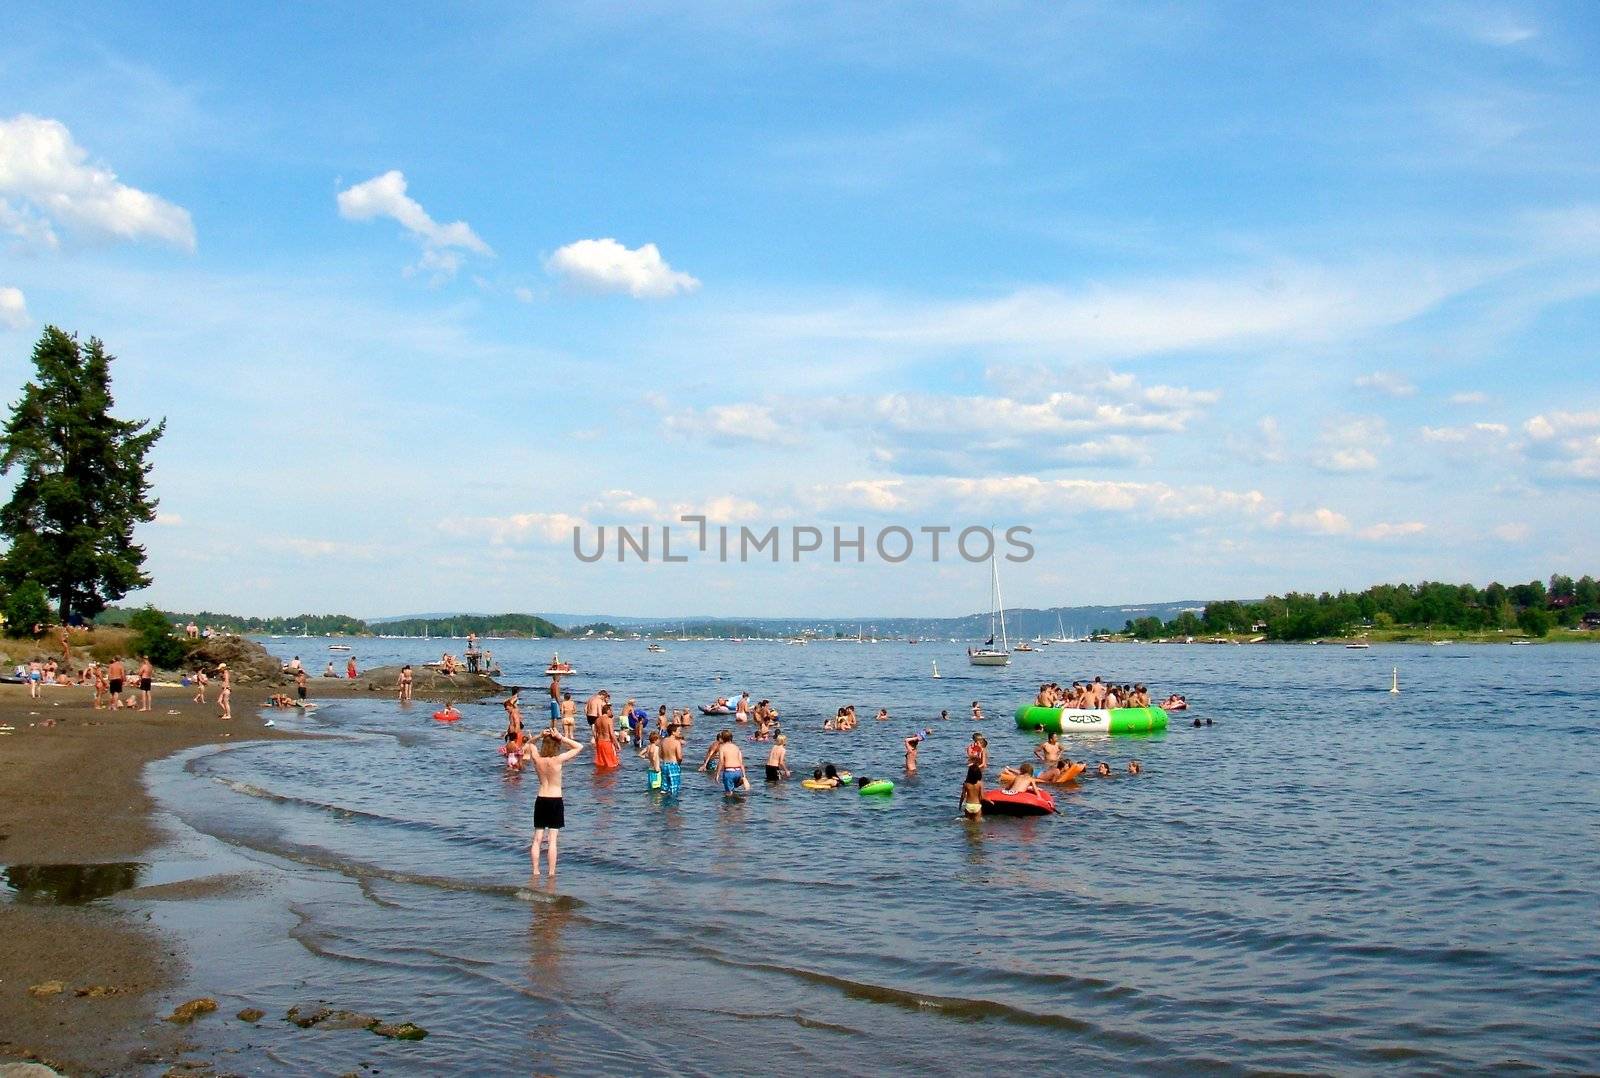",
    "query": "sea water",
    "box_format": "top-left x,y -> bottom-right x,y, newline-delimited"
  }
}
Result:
145,638 -> 1600,1074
